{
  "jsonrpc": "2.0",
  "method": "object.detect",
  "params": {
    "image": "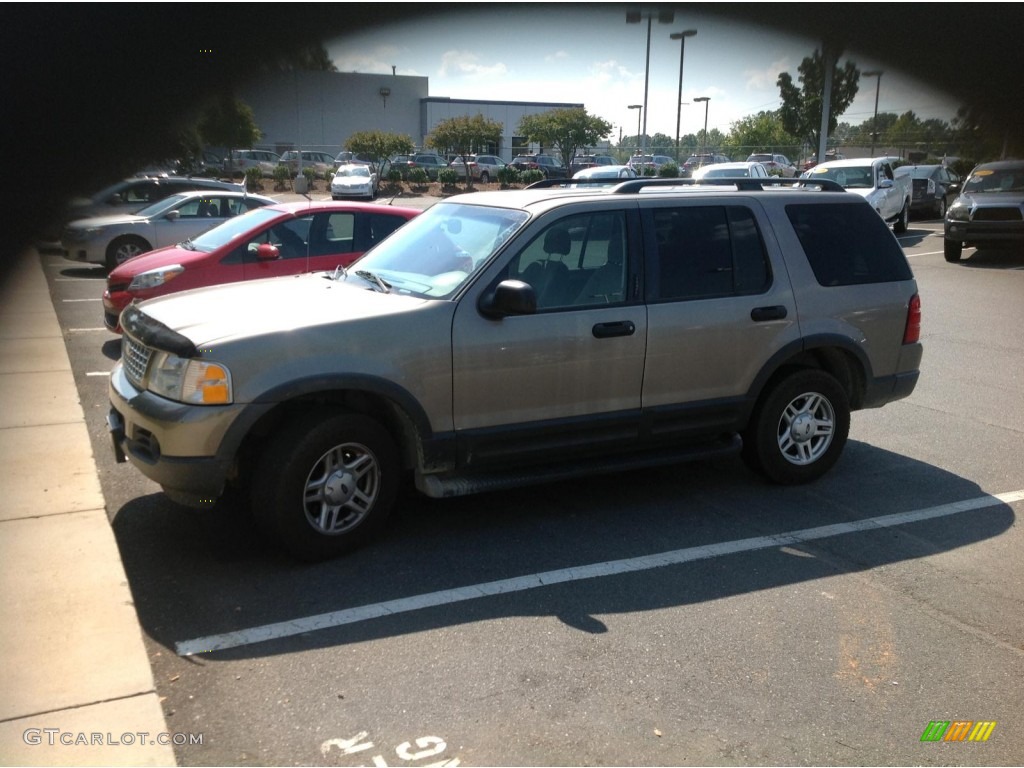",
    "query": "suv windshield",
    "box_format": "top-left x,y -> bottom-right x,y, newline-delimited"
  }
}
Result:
963,166 -> 1024,193
353,203 -> 529,299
